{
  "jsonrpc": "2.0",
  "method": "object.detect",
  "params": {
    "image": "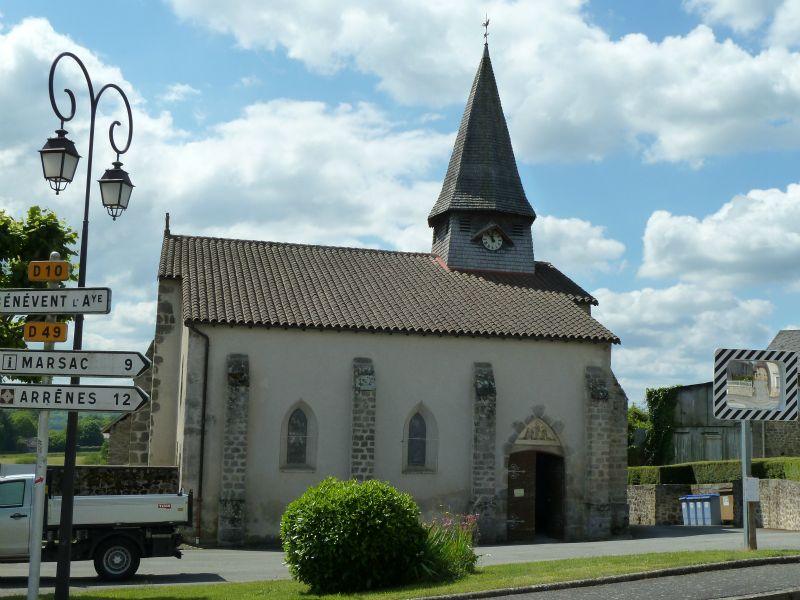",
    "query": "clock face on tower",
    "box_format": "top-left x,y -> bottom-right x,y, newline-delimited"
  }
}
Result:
482,229 -> 503,251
